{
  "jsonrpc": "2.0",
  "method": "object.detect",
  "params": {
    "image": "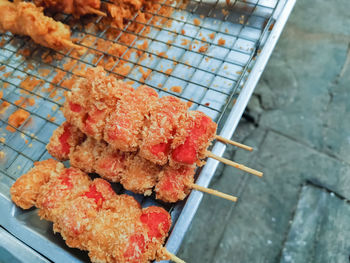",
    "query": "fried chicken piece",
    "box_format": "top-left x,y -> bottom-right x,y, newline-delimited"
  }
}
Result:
63,78 -> 90,133
95,141 -> 126,183
63,67 -> 134,141
34,0 -> 101,18
106,0 -> 144,29
0,0 -> 77,51
155,165 -> 195,203
104,85 -> 158,152
70,136 -> 106,173
46,122 -> 85,160
122,154 -> 160,196
171,111 -> 217,166
10,159 -> 60,209
10,160 -> 172,263
139,96 -> 188,166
